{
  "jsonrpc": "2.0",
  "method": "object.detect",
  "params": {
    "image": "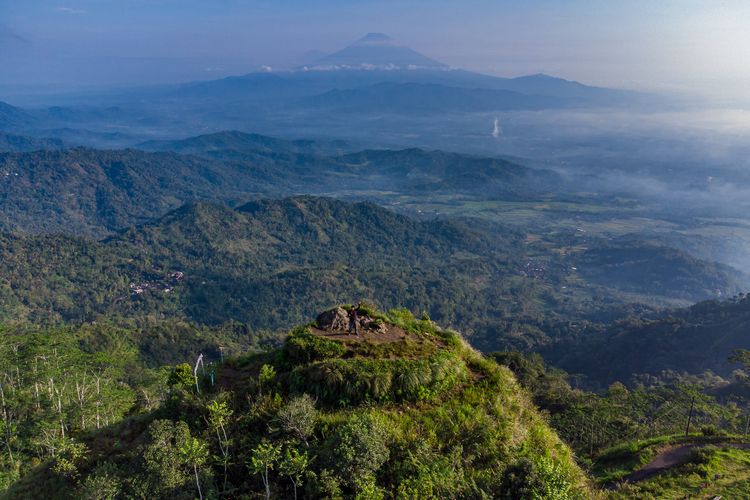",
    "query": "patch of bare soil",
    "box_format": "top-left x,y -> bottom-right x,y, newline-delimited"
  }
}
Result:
623,441 -> 750,484
624,444 -> 699,483
310,322 -> 408,344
